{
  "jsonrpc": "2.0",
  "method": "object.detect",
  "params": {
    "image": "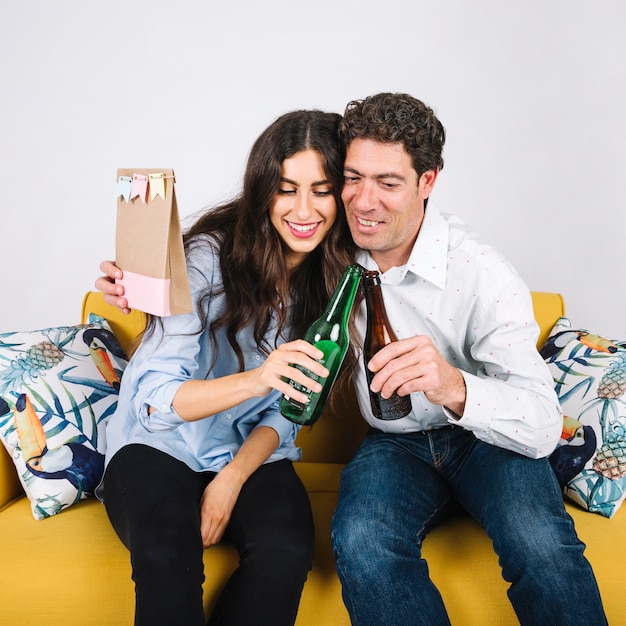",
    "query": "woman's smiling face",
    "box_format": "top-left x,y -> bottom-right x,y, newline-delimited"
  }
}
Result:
269,149 -> 337,270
